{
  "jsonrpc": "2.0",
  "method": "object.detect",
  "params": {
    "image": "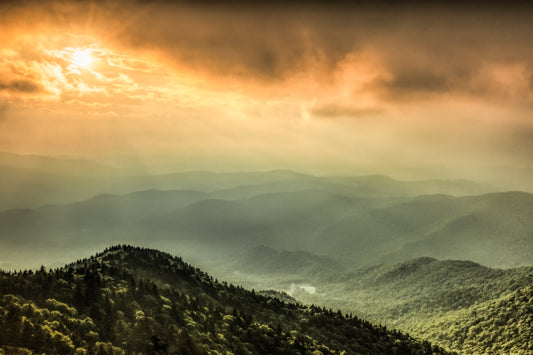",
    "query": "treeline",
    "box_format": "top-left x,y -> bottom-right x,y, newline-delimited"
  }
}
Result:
407,286 -> 533,355
0,245 -> 452,354
291,256 -> 533,355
